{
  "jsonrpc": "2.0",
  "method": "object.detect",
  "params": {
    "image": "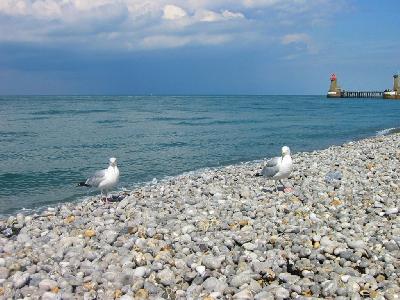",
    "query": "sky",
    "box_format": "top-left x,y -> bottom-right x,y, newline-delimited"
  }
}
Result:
0,0 -> 399,95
